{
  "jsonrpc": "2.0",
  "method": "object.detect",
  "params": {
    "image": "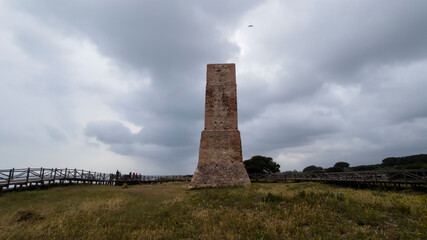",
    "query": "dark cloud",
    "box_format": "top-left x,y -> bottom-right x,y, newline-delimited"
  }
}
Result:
260,1 -> 427,77
12,0 -> 260,73
8,0 -> 264,172
240,102 -> 343,160
85,121 -> 136,144
1,1 -> 427,173
84,119 -> 199,173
